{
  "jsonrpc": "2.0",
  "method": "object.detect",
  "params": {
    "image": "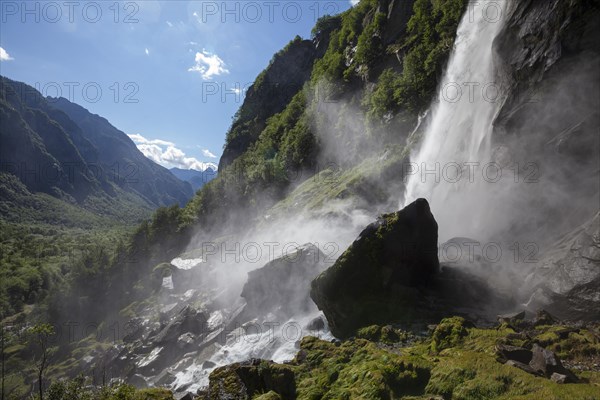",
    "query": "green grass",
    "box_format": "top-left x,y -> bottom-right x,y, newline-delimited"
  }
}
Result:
243,320 -> 600,400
